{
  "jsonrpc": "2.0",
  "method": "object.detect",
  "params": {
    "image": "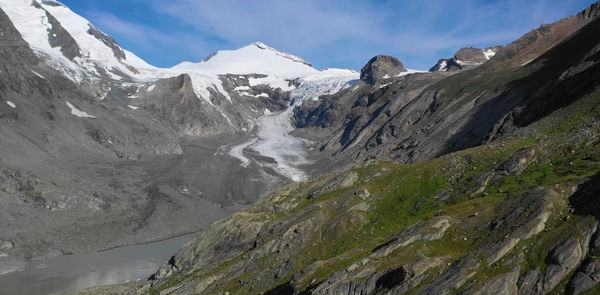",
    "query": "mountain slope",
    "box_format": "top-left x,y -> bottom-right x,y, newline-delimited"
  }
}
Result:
293,2 -> 600,169
117,3 -> 600,295
0,0 -> 358,137
0,0 -> 359,277
140,76 -> 600,295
